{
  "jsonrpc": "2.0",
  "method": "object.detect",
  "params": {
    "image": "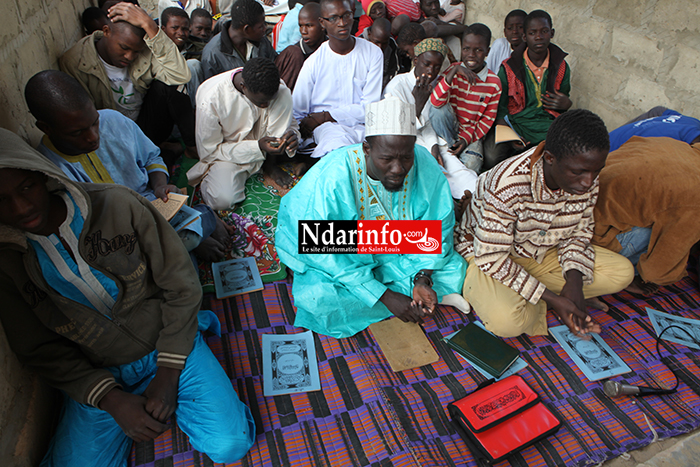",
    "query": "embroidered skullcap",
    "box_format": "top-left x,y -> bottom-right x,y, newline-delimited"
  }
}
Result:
365,97 -> 416,137
413,37 -> 448,60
